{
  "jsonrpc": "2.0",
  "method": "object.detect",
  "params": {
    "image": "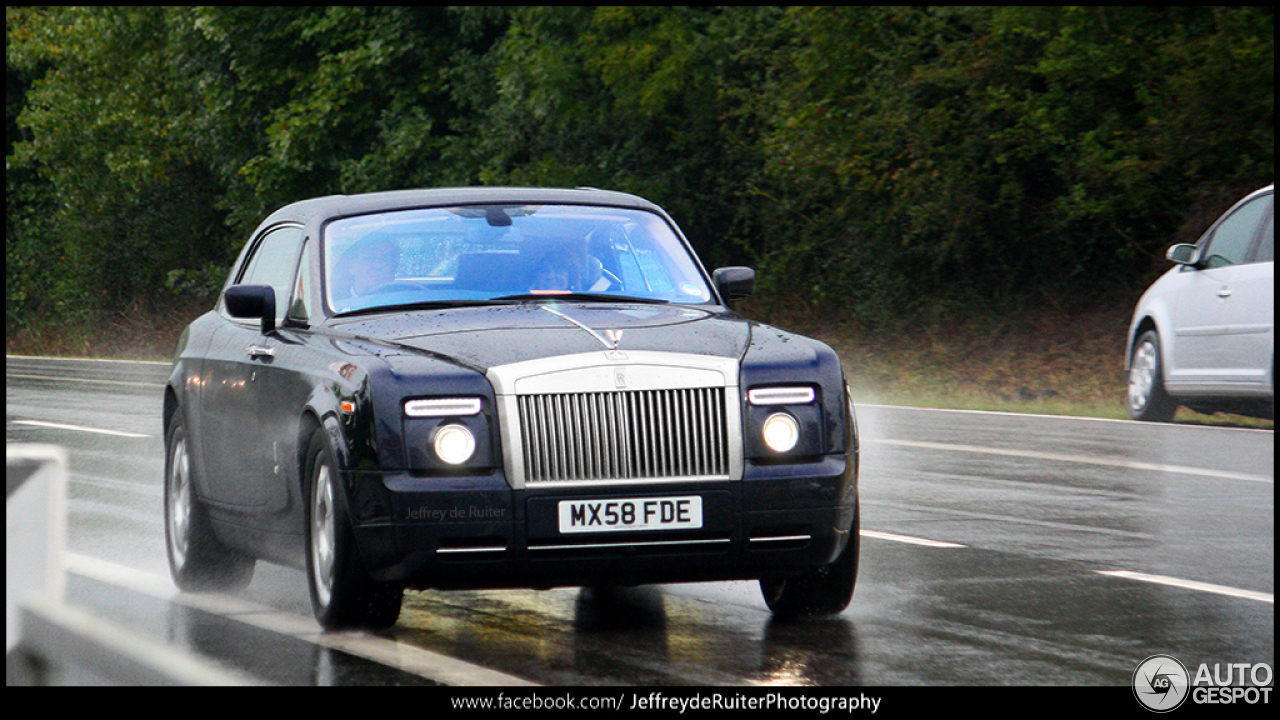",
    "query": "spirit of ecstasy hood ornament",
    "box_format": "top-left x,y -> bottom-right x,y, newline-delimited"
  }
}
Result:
538,304 -> 624,353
